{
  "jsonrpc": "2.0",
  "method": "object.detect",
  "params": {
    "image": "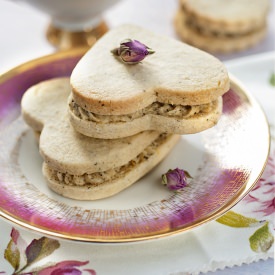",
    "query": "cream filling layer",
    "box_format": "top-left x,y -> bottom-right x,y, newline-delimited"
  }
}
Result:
48,133 -> 169,187
186,19 -> 264,38
69,99 -> 217,124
